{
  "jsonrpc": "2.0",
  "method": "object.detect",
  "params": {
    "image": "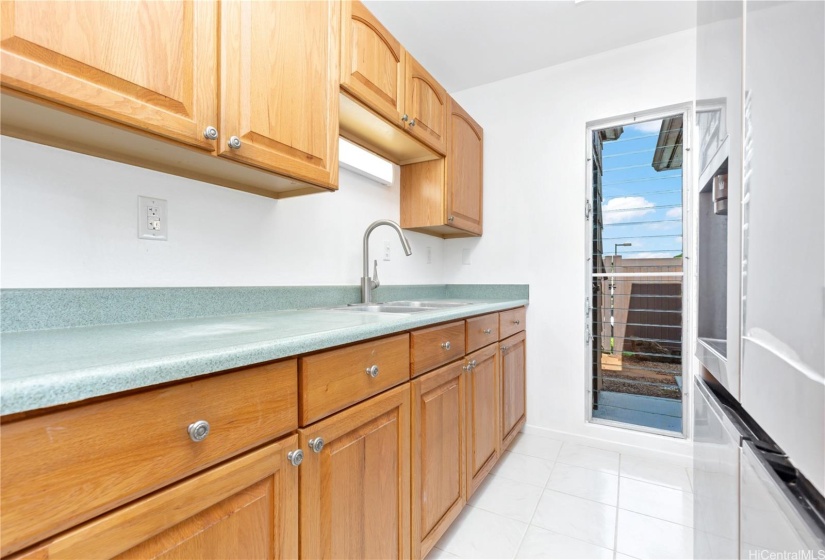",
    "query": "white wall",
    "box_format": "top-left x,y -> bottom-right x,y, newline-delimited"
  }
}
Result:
0,137 -> 444,288
447,29 -> 697,455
